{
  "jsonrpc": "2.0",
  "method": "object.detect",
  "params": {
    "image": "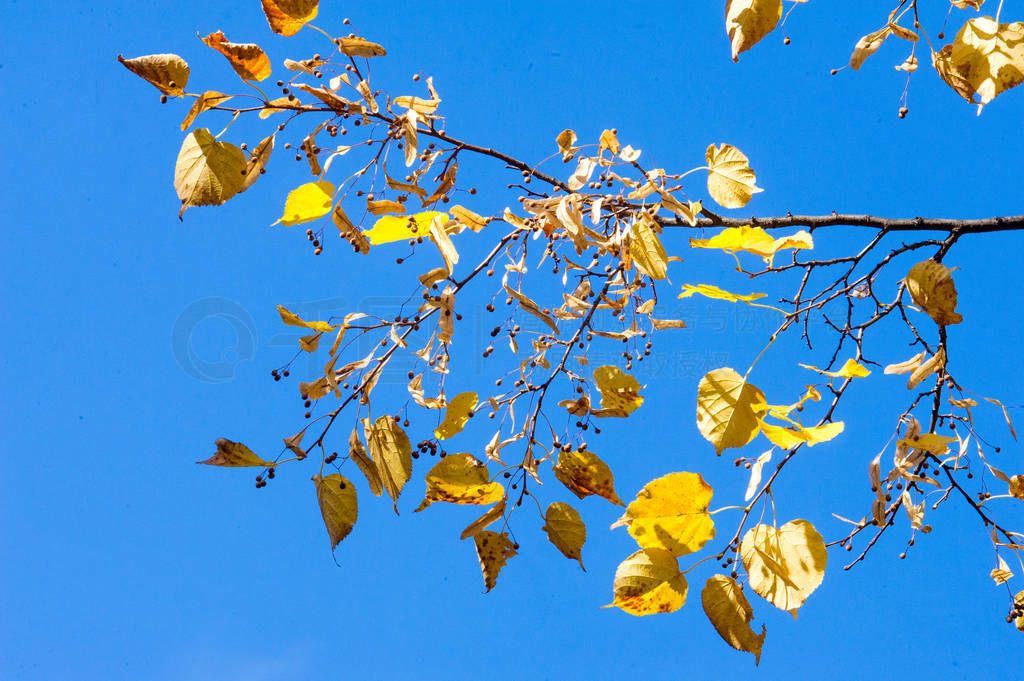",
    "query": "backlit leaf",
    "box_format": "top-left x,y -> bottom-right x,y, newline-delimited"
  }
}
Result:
180,91 -> 232,131
272,181 -> 334,226
348,427 -> 382,496
991,556 -> 1014,585
474,531 -> 516,592
937,17 -> 1024,112
898,433 -> 957,455
690,225 -> 812,264
884,351 -> 926,375
365,415 -> 413,510
199,438 -> 270,467
260,0 -> 319,36
611,472 -> 715,557
798,358 -> 871,378
758,420 -> 845,449
599,129 -> 621,154
706,144 -> 764,207
277,304 -> 336,332
174,129 -> 247,218
905,260 -> 963,325
606,548 -> 688,616
312,473 -> 356,550
414,453 -> 503,512
593,365 -> 644,416
553,449 -> 624,506
725,0 -> 782,61
117,53 -> 189,96
679,283 -> 767,303
697,368 -> 767,455
702,575 -> 767,665
337,37 -> 387,58
543,502 -> 587,570
200,31 -> 272,81
741,520 -> 827,616
364,211 -> 448,245
630,213 -> 669,279
434,391 -> 478,440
